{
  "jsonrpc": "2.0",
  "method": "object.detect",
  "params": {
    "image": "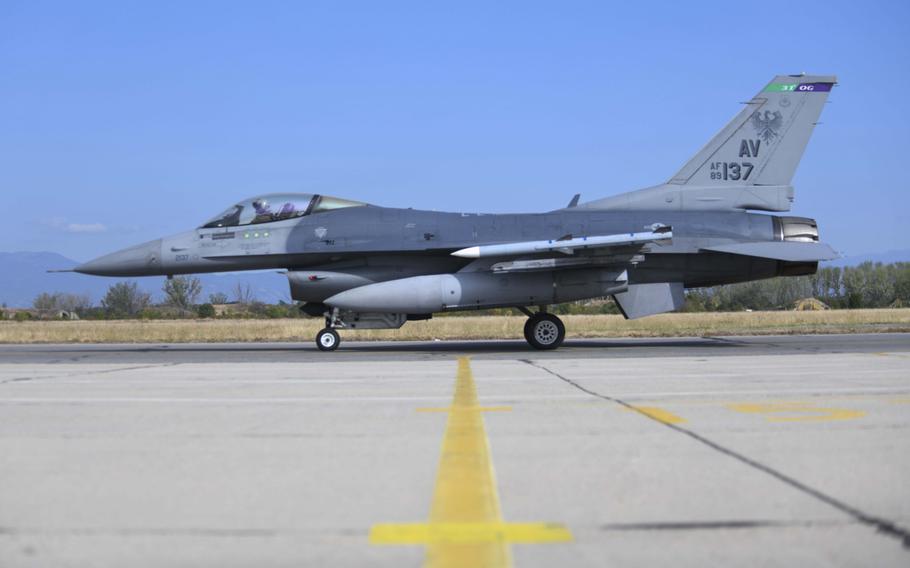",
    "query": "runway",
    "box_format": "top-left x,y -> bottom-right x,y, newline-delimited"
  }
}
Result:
3,332 -> 910,364
1,333 -> 909,566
